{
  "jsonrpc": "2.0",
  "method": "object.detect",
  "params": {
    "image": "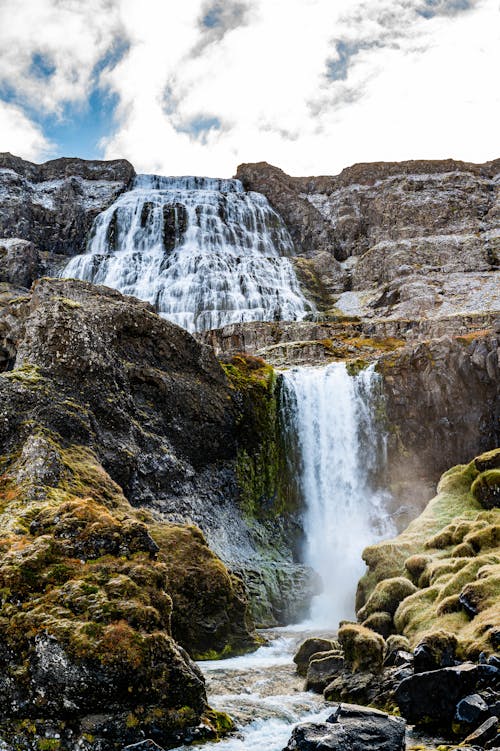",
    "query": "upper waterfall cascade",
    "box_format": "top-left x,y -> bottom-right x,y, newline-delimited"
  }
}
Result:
62,174 -> 312,332
281,362 -> 395,627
